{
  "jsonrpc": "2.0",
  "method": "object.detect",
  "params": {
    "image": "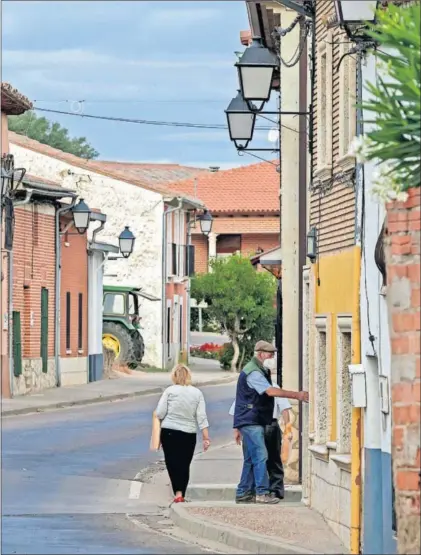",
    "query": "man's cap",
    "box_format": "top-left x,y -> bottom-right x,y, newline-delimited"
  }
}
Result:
254,340 -> 276,353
